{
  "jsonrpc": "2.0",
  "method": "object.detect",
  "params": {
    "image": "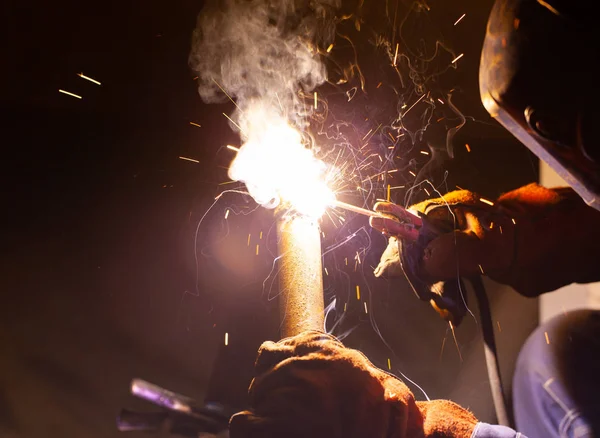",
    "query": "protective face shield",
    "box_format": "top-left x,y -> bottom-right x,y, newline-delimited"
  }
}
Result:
479,0 -> 600,209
